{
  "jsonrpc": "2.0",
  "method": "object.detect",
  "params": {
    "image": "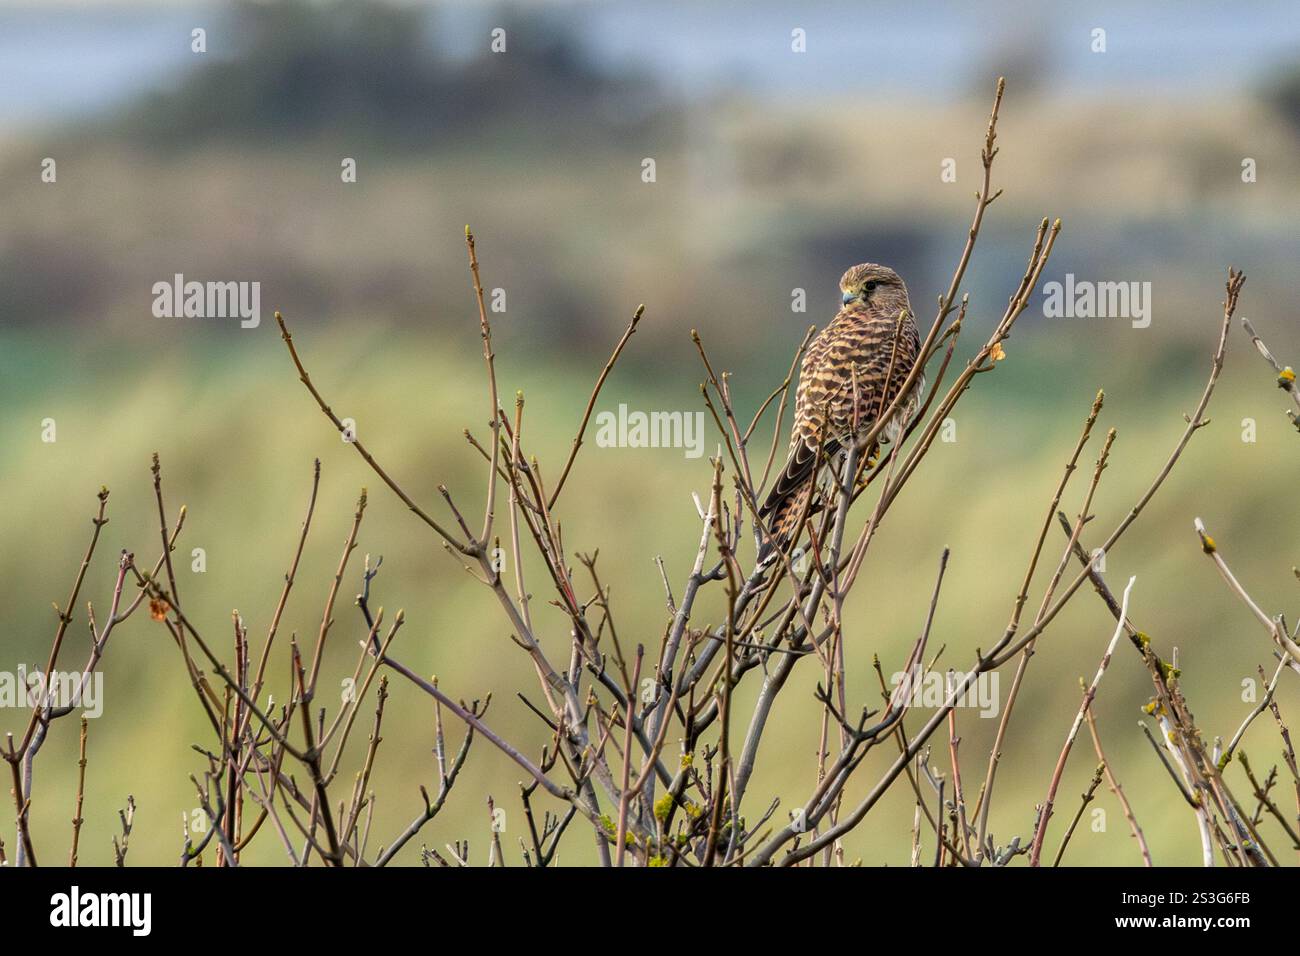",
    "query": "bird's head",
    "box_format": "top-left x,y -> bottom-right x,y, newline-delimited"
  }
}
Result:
838,263 -> 910,317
